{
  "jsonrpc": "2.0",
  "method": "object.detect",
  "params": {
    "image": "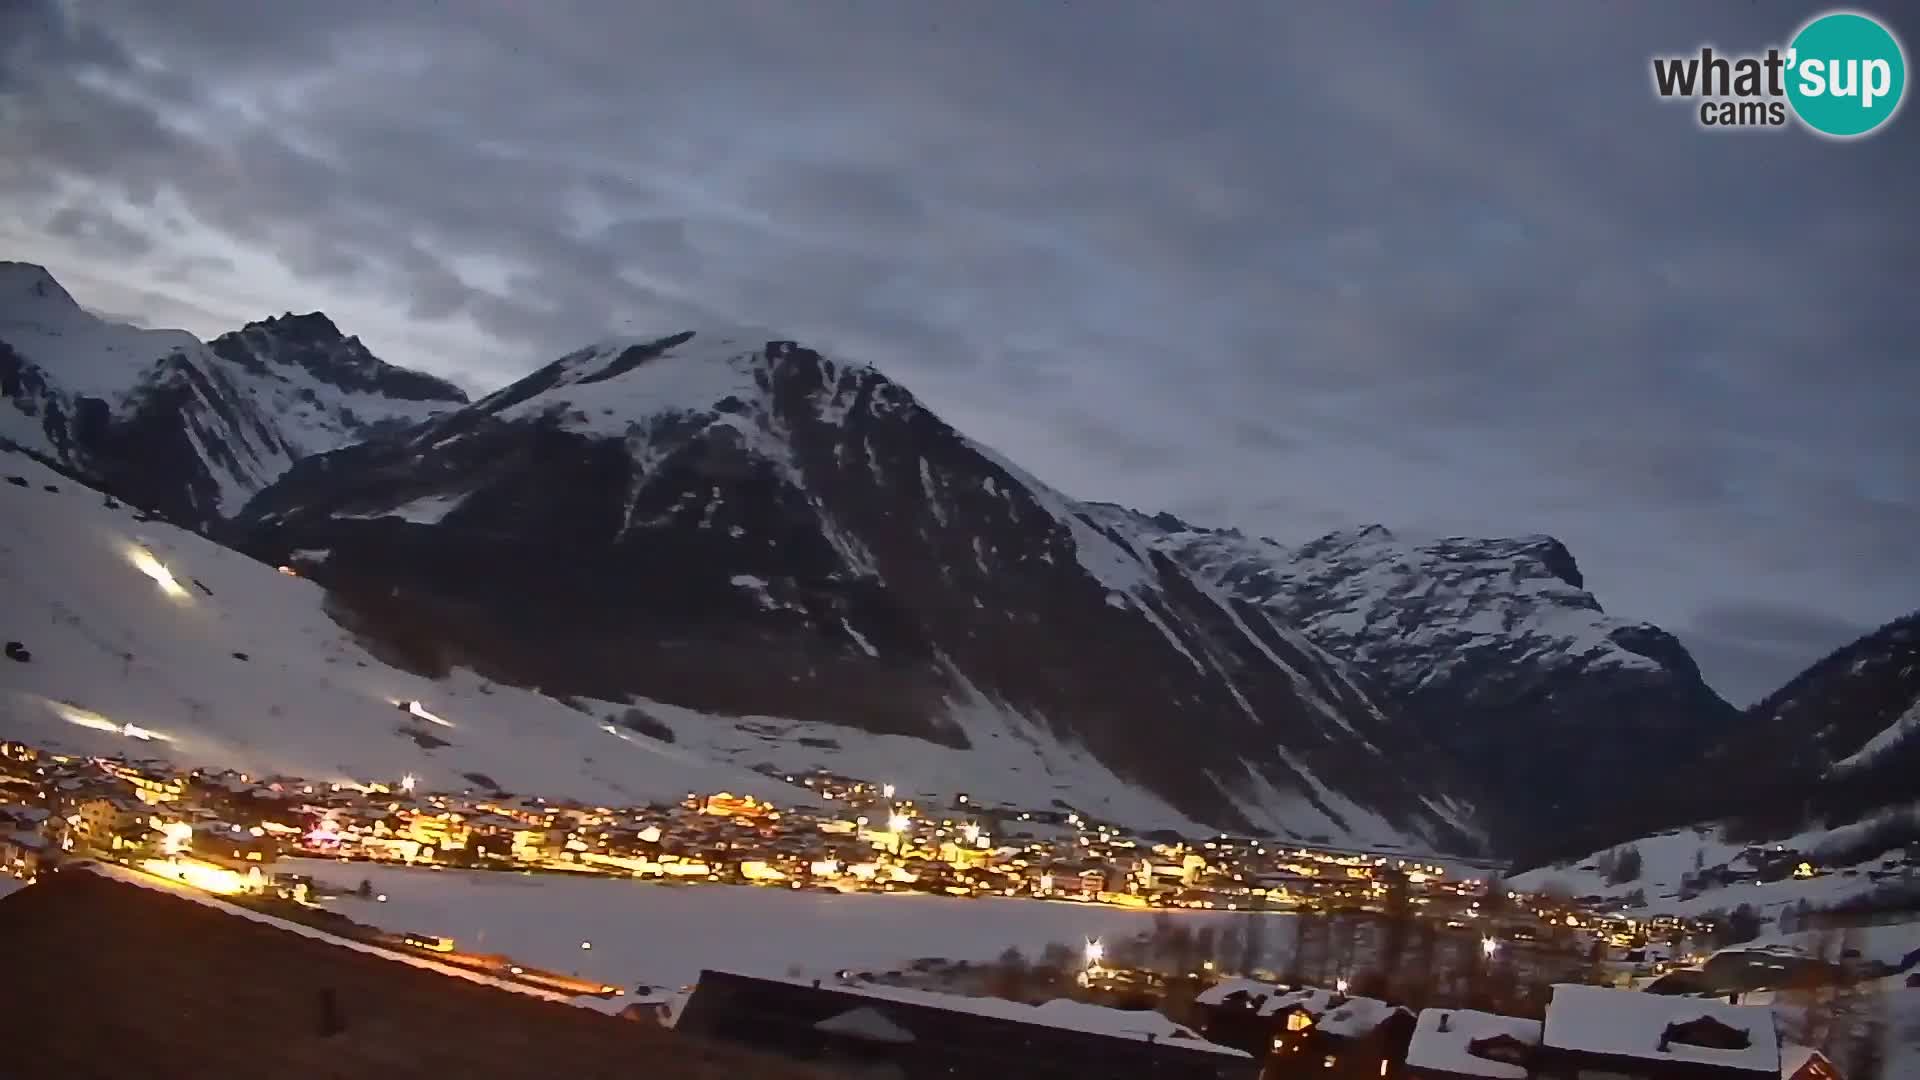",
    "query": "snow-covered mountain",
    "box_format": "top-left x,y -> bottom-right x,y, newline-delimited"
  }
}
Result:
228,330 -> 1482,850
0,262 -> 465,528
1141,520 -> 1742,862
